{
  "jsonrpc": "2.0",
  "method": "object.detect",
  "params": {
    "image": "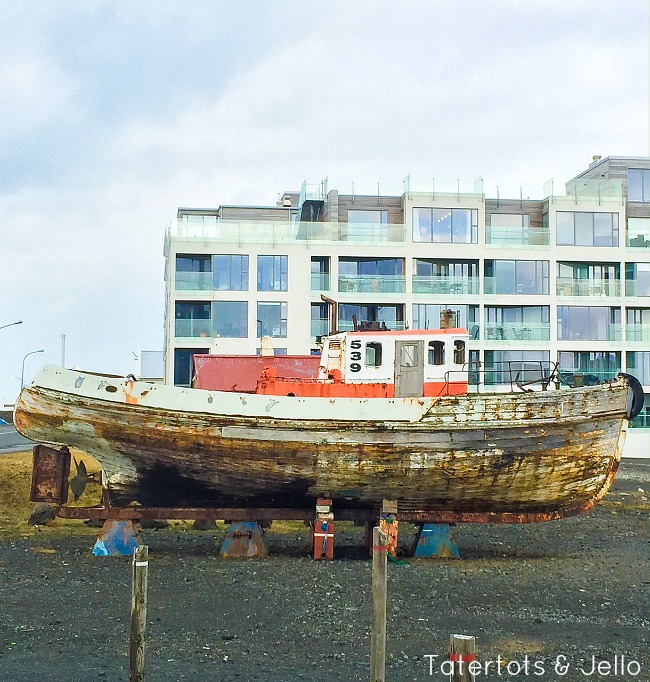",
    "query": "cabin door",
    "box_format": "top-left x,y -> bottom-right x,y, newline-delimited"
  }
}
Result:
394,340 -> 424,397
